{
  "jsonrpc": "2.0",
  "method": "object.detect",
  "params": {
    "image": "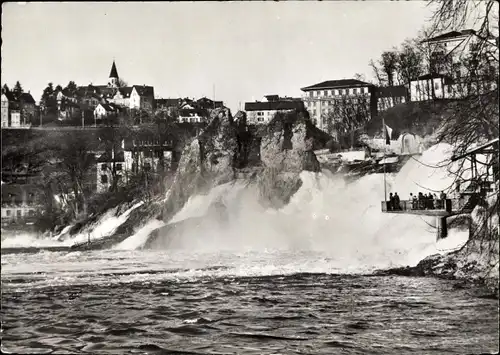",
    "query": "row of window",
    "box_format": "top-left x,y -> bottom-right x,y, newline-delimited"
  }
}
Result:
101,163 -> 122,171
101,174 -> 122,184
308,87 -> 369,98
4,209 -> 36,217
